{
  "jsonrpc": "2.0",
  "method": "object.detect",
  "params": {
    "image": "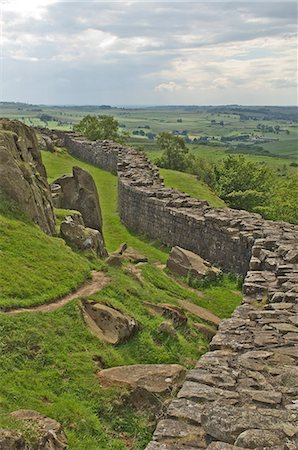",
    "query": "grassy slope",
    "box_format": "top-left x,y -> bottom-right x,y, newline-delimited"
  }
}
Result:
159,168 -> 226,207
0,195 -> 91,309
42,150 -> 168,263
0,150 -> 242,449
